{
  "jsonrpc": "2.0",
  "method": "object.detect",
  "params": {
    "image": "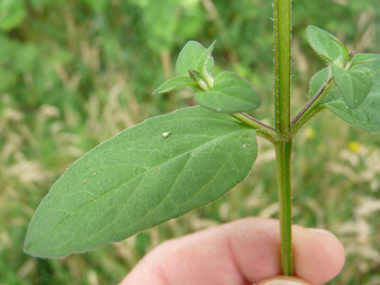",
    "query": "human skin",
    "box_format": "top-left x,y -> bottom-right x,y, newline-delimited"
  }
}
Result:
120,217 -> 345,285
